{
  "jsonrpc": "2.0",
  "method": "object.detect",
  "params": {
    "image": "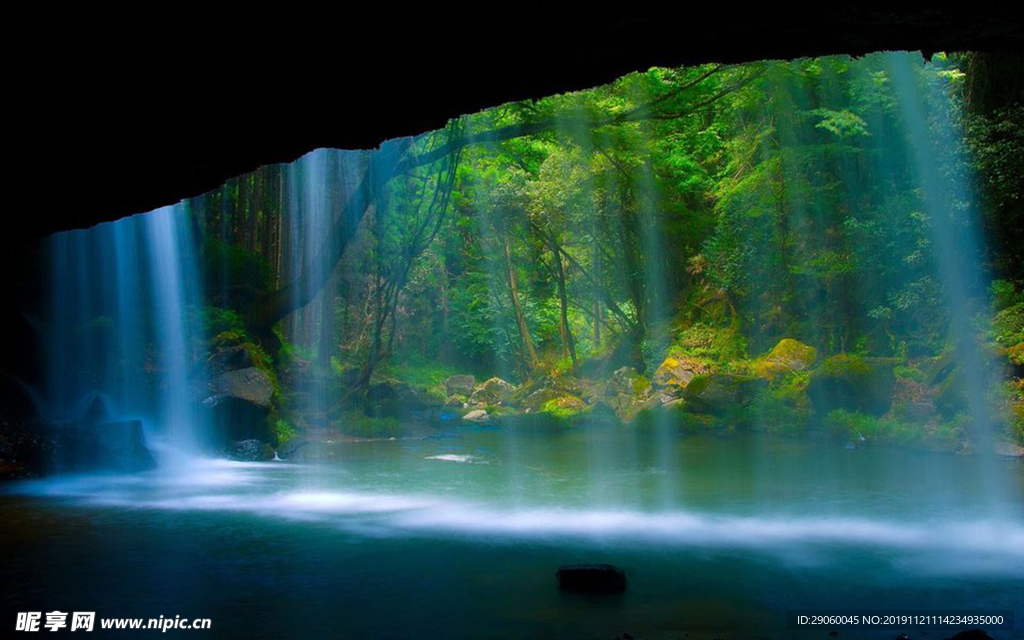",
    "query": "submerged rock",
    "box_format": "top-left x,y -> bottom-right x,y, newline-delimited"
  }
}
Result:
444,374 -> 476,398
556,564 -> 626,593
225,439 -> 275,462
807,354 -> 896,416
